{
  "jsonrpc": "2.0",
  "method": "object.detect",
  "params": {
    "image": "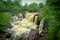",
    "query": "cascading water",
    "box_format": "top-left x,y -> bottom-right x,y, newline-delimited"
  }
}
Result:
39,17 -> 45,33
9,12 -> 44,40
10,12 -> 38,40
